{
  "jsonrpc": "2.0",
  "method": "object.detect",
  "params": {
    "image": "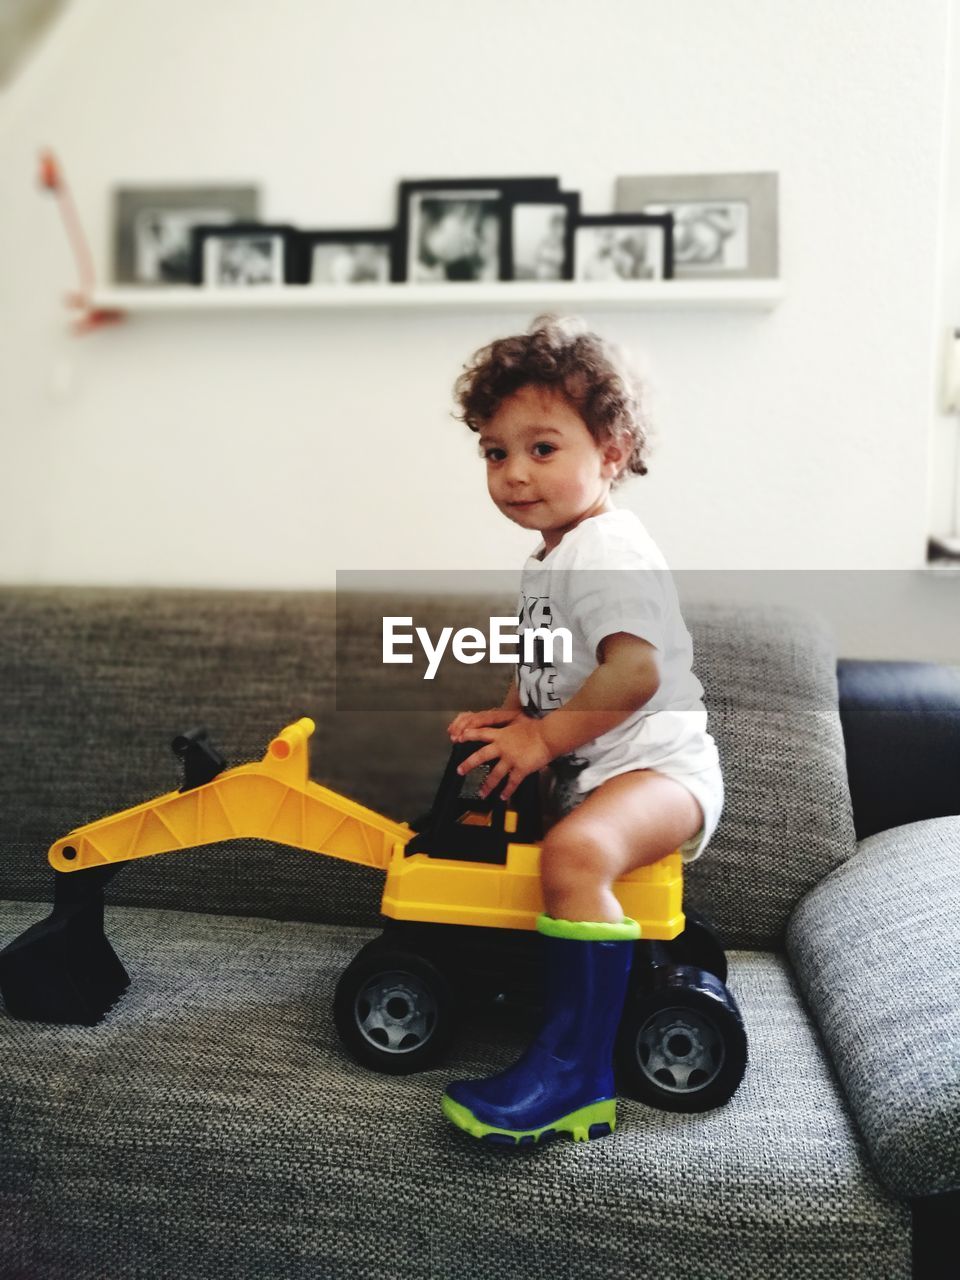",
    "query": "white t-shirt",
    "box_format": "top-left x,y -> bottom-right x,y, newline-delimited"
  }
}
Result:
517,508 -> 719,794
